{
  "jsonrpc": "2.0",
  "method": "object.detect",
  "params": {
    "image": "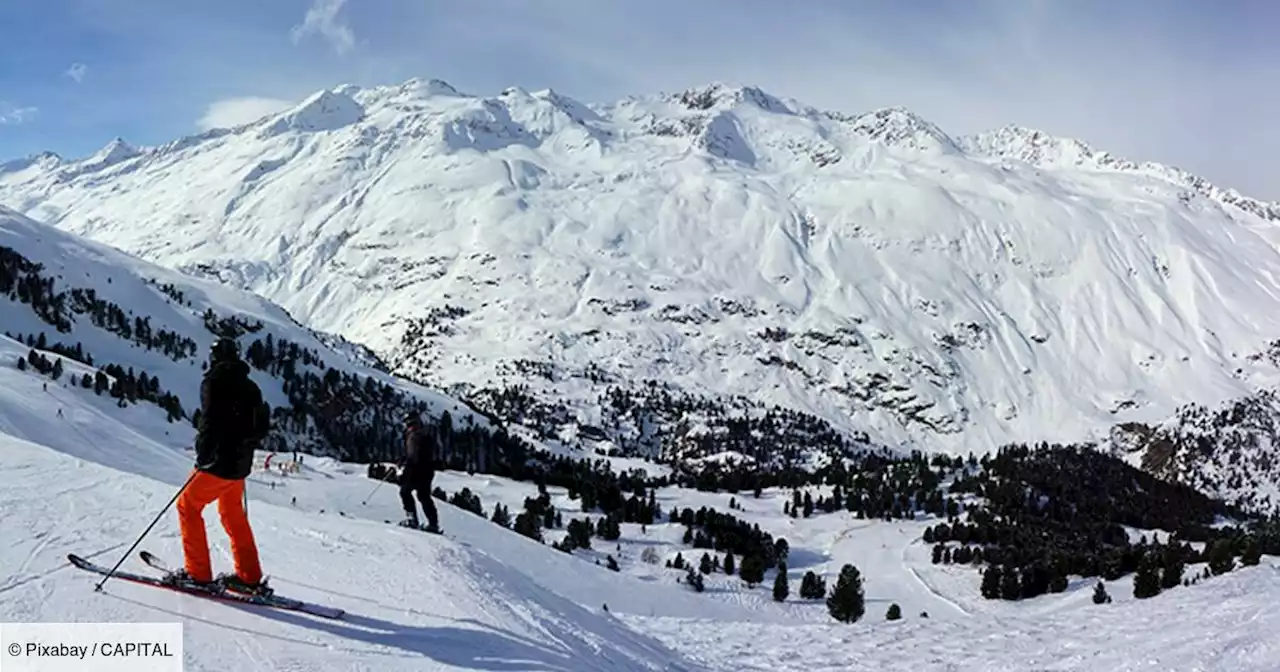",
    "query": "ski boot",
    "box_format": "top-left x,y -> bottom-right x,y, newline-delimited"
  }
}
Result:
397,510 -> 420,529
215,573 -> 274,599
161,568 -> 222,593
422,522 -> 443,535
